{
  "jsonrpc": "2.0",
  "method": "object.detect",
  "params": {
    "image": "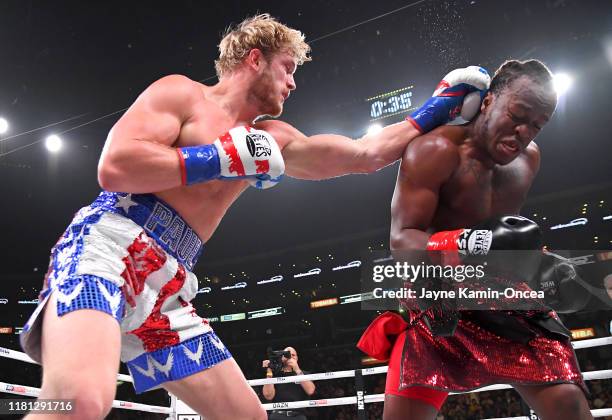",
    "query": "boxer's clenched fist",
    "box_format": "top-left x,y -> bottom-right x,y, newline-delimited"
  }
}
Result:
177,126 -> 285,188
